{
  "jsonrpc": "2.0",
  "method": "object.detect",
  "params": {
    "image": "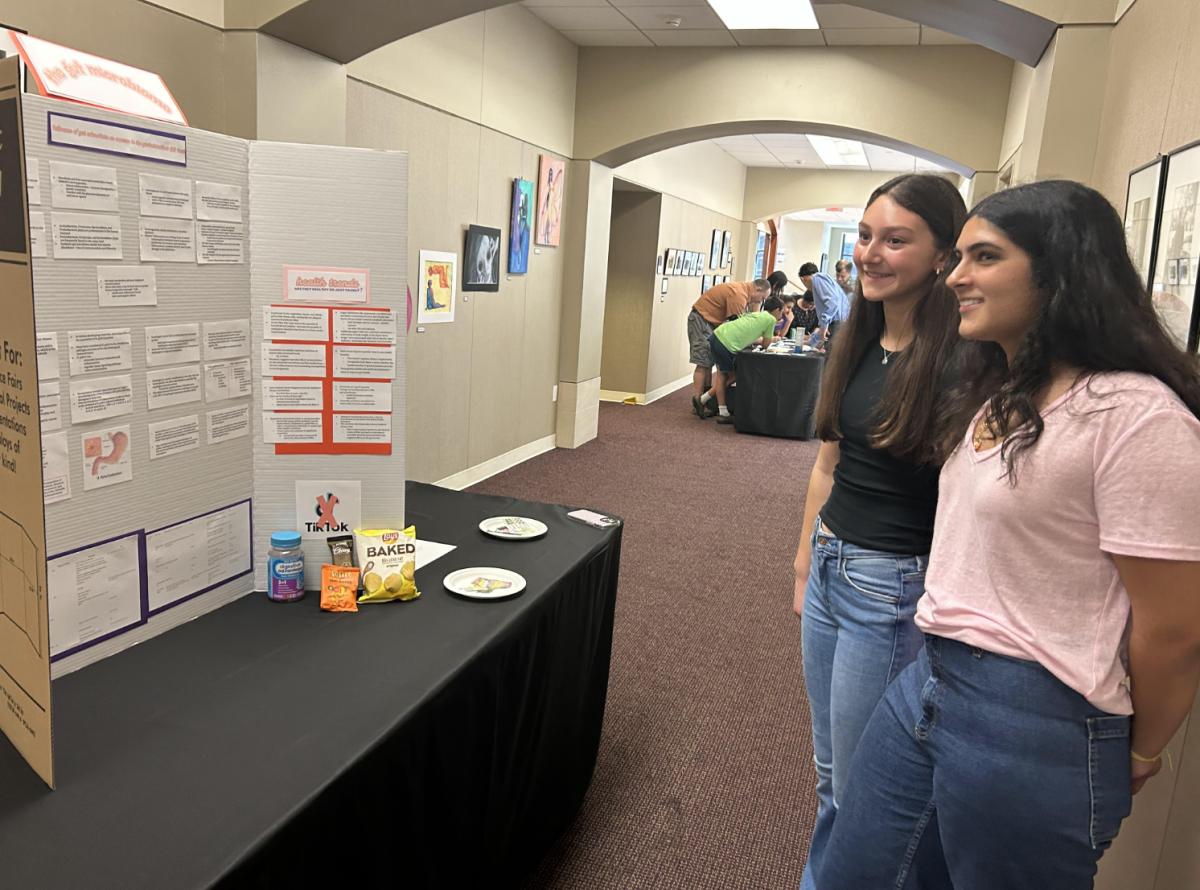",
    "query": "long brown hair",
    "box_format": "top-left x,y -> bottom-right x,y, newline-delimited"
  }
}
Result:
815,174 -> 1005,465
